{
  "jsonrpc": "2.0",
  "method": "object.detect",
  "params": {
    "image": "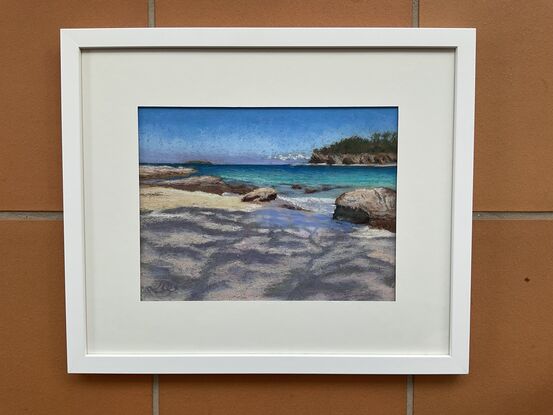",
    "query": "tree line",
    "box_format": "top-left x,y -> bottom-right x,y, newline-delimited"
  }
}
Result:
313,132 -> 398,155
